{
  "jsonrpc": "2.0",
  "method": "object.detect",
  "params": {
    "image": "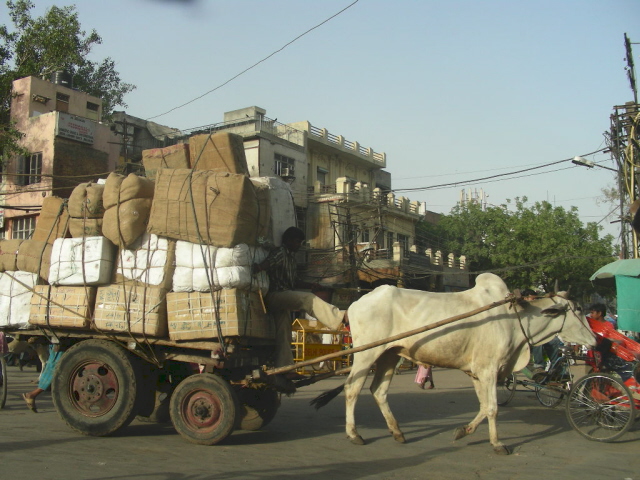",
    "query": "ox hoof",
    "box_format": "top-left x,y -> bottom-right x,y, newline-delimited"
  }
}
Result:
493,444 -> 511,455
453,427 -> 468,441
393,433 -> 406,444
349,435 -> 366,445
